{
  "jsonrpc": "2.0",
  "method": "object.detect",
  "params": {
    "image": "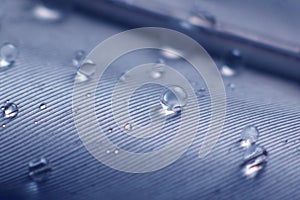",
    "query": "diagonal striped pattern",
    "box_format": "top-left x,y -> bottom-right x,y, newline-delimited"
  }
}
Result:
0,0 -> 299,200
